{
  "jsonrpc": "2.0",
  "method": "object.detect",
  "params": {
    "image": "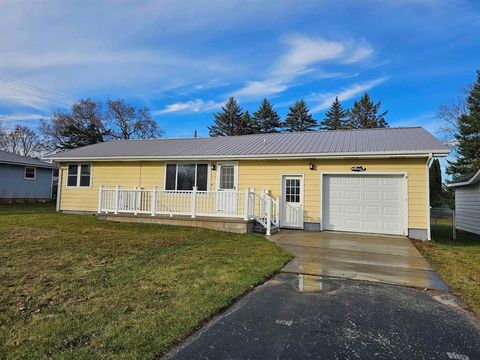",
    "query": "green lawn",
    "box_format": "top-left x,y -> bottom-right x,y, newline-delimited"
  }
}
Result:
414,218 -> 480,317
0,203 -> 291,359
